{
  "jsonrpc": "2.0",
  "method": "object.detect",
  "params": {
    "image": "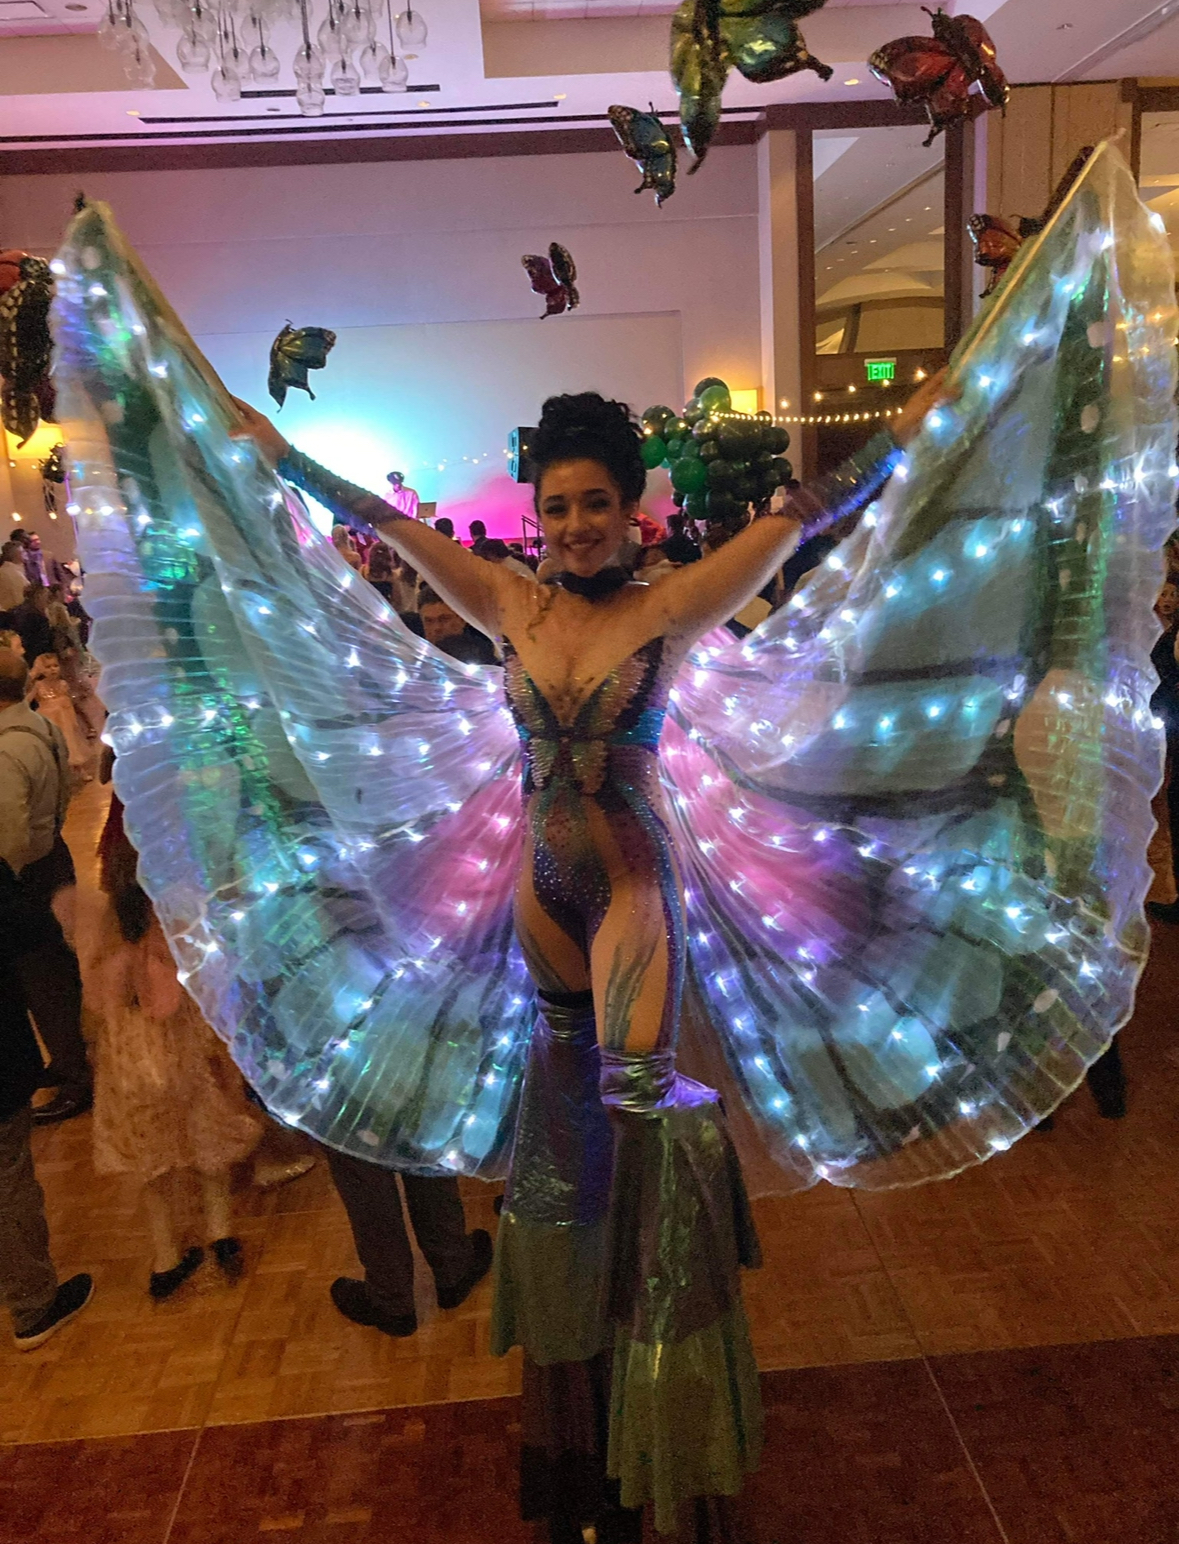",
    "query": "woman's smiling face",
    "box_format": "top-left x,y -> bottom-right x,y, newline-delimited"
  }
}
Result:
537,458 -> 636,577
